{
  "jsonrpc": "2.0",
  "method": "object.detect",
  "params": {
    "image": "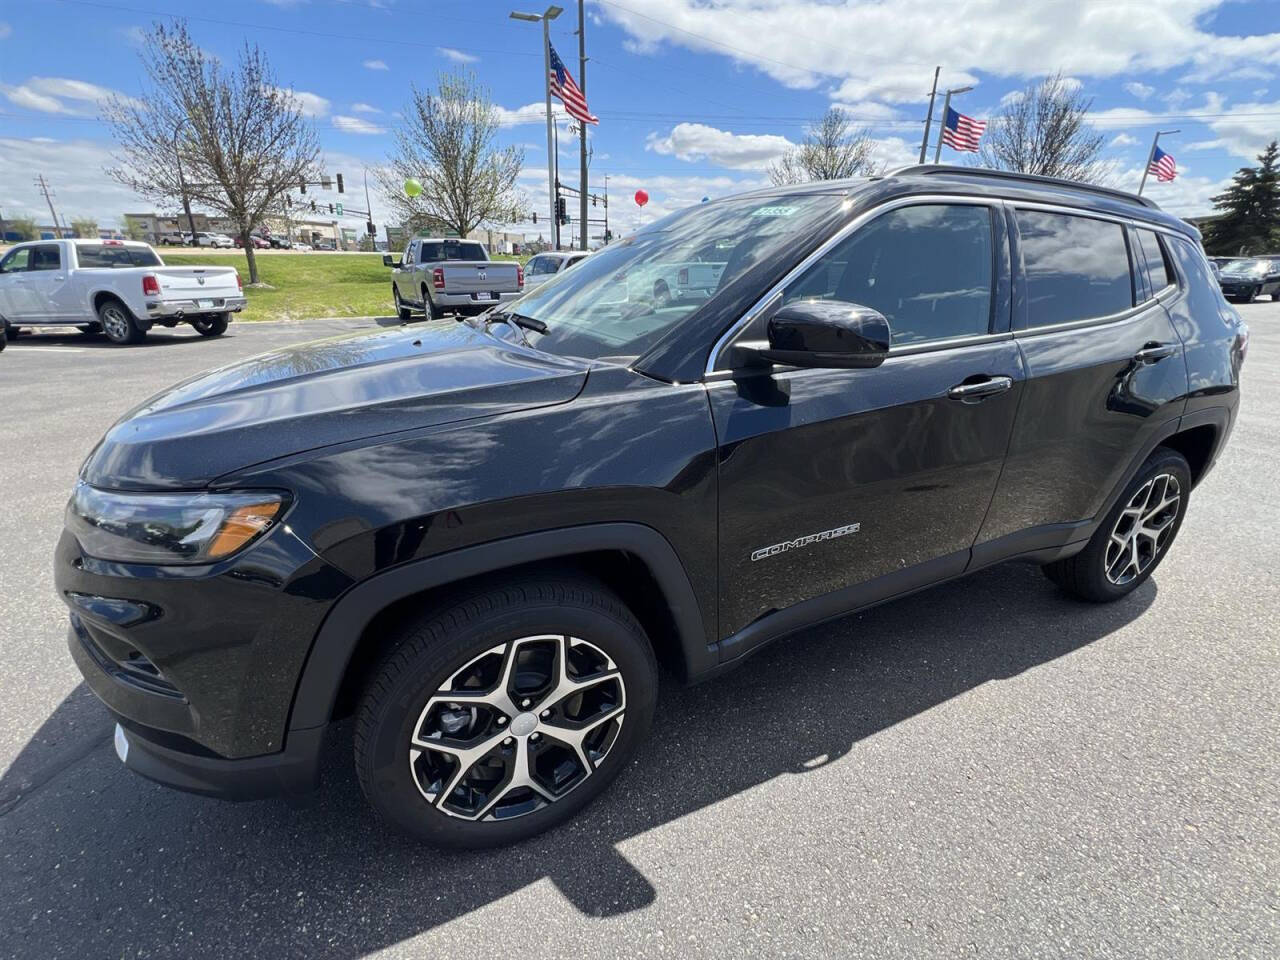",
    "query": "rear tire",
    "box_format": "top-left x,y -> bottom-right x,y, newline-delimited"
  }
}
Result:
424,286 -> 444,320
192,315 -> 228,337
1043,447 -> 1191,602
354,574 -> 657,848
98,299 -> 145,344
